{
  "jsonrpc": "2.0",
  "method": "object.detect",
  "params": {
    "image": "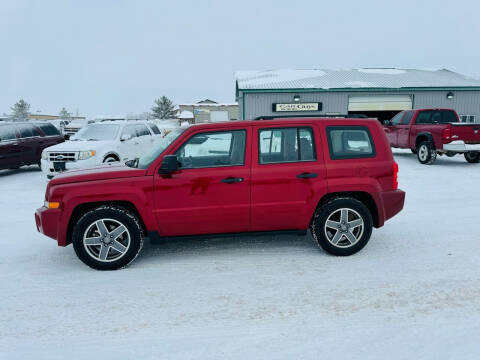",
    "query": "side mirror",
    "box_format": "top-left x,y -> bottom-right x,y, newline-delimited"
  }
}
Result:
159,155 -> 179,175
120,134 -> 132,142
384,120 -> 392,126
